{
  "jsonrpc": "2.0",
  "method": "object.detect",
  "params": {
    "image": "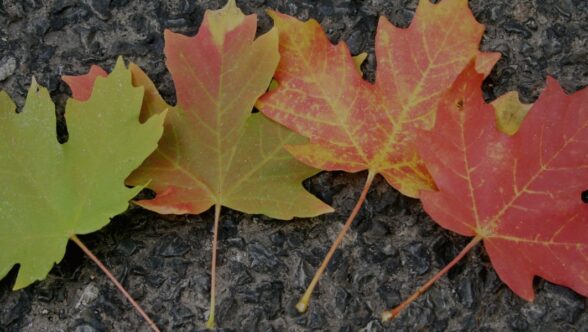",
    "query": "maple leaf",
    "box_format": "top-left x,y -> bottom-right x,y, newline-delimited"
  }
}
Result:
258,0 -> 499,198
0,59 -> 165,330
256,0 -> 500,311
62,65 -> 107,101
382,63 -> 588,320
126,65 -> 331,219
491,91 -> 532,135
64,0 -> 332,327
